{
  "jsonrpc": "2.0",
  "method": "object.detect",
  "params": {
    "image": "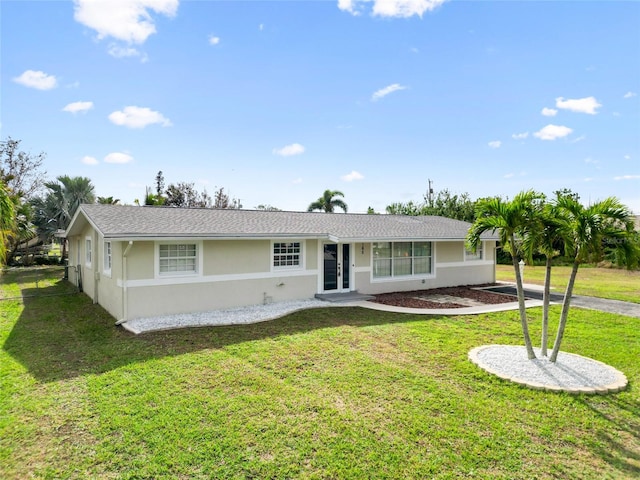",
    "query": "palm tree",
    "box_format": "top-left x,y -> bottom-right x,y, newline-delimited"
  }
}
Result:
32,176 -> 95,260
521,199 -> 568,356
0,181 -> 16,265
467,190 -> 544,359
549,196 -> 635,362
97,196 -> 120,205
6,201 -> 37,265
307,189 -> 348,213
